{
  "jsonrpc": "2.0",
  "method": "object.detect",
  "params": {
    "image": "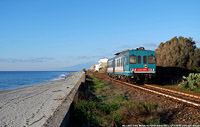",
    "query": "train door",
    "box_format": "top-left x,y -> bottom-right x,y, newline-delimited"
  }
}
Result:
123,56 -> 126,72
113,59 -> 115,75
137,51 -> 143,69
124,55 -> 129,73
